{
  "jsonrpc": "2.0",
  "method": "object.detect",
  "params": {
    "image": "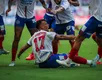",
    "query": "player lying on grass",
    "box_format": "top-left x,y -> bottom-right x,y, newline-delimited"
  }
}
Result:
17,19 -> 79,68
